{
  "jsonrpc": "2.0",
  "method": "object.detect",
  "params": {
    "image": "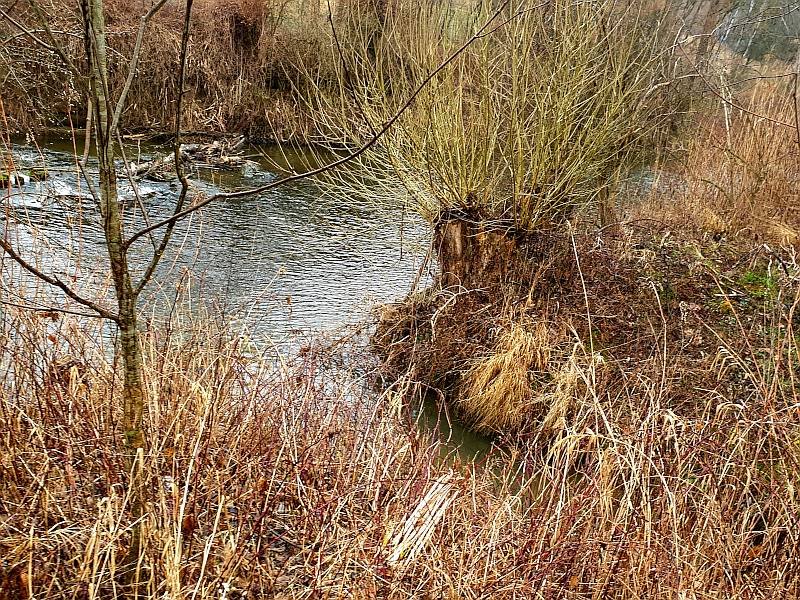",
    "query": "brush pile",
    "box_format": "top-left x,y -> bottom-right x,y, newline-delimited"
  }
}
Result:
131,136 -> 252,181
